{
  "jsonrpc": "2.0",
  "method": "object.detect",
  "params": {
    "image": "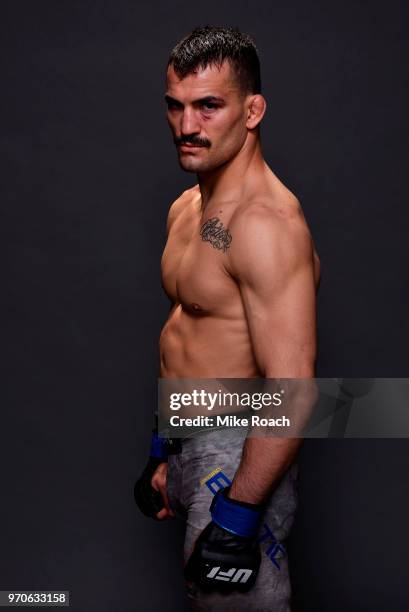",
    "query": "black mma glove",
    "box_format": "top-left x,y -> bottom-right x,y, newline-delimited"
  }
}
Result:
134,433 -> 168,518
184,486 -> 262,592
